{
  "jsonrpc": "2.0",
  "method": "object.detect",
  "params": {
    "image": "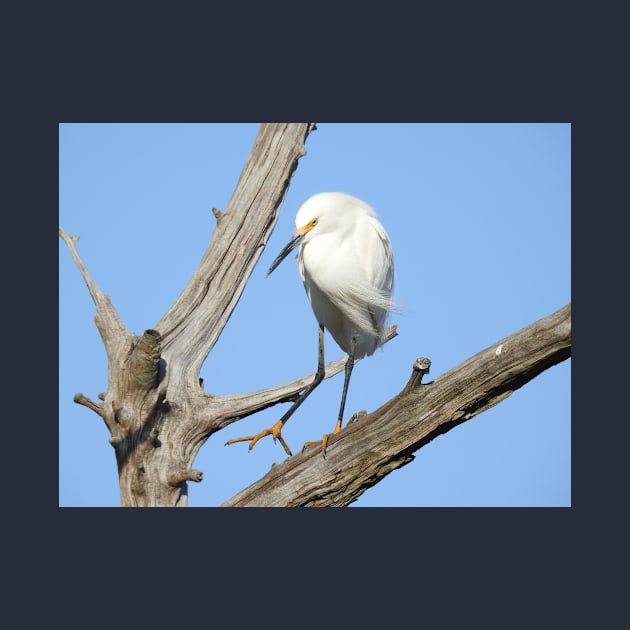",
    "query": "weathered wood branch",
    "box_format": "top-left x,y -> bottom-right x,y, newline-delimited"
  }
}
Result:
73,393 -> 105,418
58,226 -> 132,362
202,324 -> 398,432
156,123 -> 317,392
221,303 -> 571,507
